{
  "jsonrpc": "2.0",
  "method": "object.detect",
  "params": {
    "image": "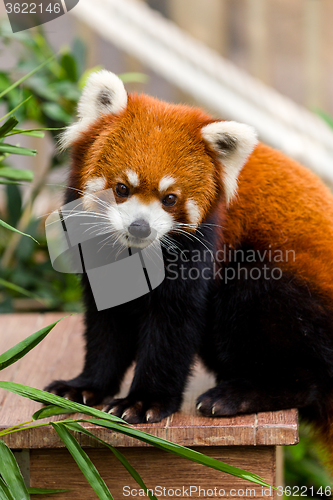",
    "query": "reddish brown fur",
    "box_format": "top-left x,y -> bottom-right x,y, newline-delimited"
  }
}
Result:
220,143 -> 333,304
